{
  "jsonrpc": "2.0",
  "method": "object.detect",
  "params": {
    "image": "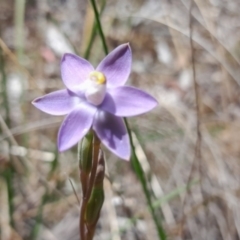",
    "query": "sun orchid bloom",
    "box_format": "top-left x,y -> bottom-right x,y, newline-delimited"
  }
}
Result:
32,44 -> 157,160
